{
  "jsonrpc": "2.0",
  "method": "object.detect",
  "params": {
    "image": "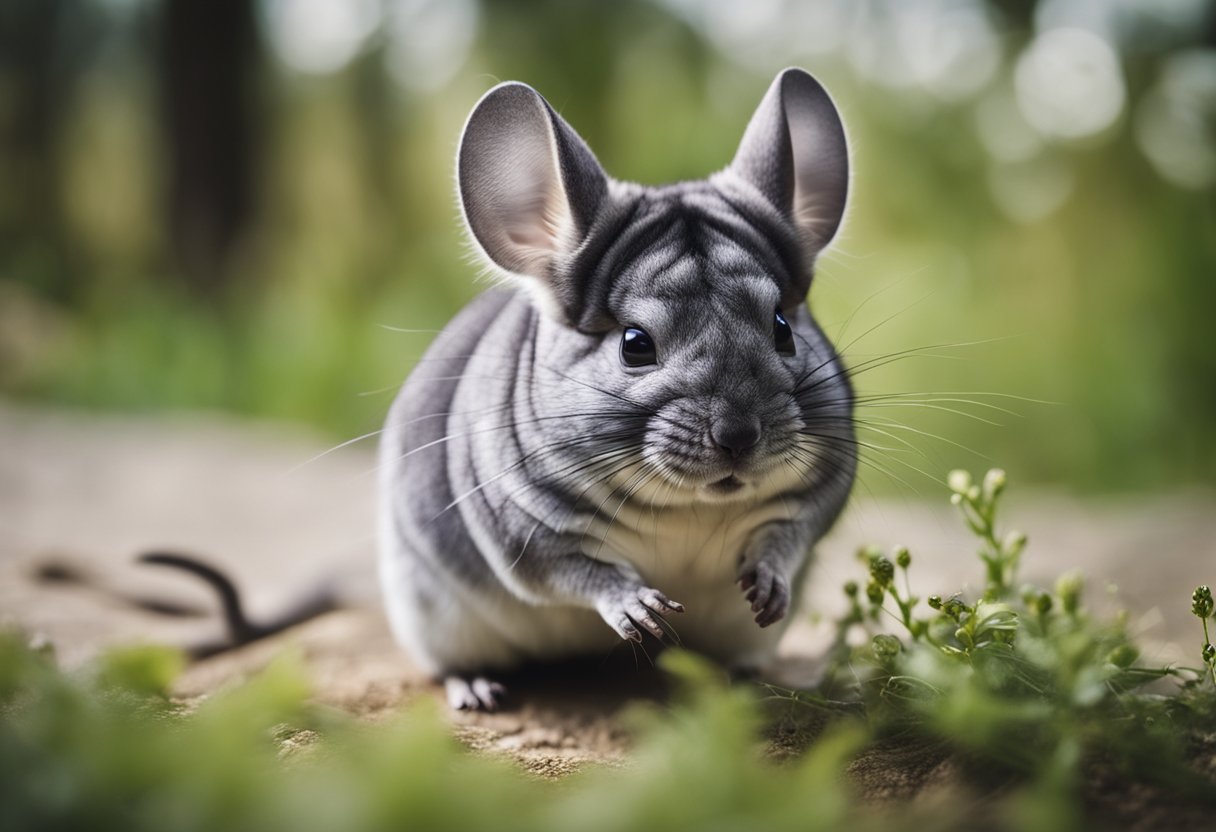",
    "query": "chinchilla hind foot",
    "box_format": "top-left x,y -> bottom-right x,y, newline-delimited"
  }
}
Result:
444,675 -> 508,712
